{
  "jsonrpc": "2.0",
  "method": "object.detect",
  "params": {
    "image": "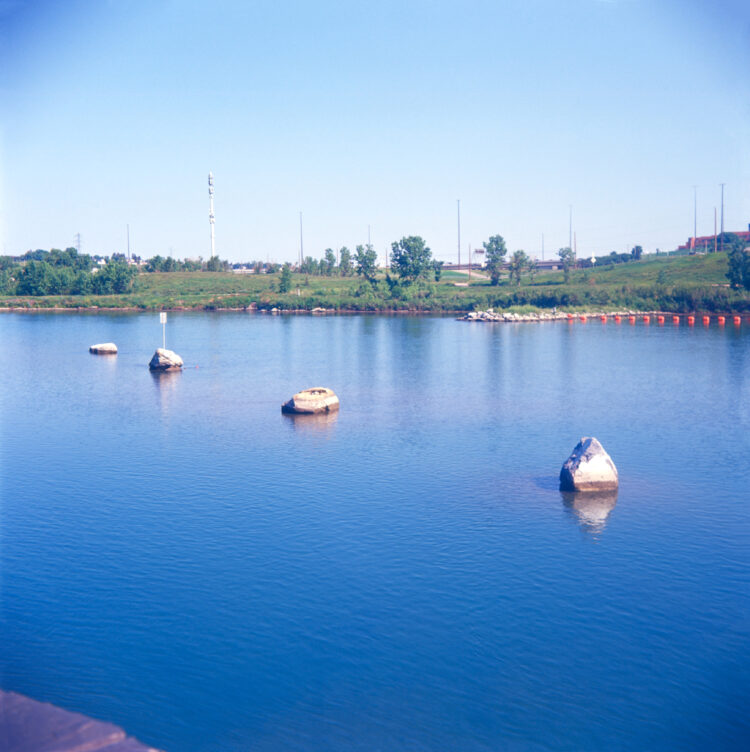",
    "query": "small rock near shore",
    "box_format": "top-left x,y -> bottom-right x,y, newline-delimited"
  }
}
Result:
559,437 -> 619,492
148,348 -> 183,371
89,342 -> 118,354
282,387 -> 339,414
